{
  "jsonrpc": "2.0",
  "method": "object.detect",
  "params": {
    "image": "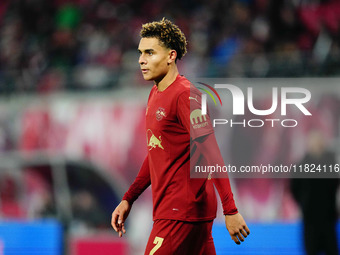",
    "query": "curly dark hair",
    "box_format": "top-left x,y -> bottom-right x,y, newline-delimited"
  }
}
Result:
140,18 -> 187,61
